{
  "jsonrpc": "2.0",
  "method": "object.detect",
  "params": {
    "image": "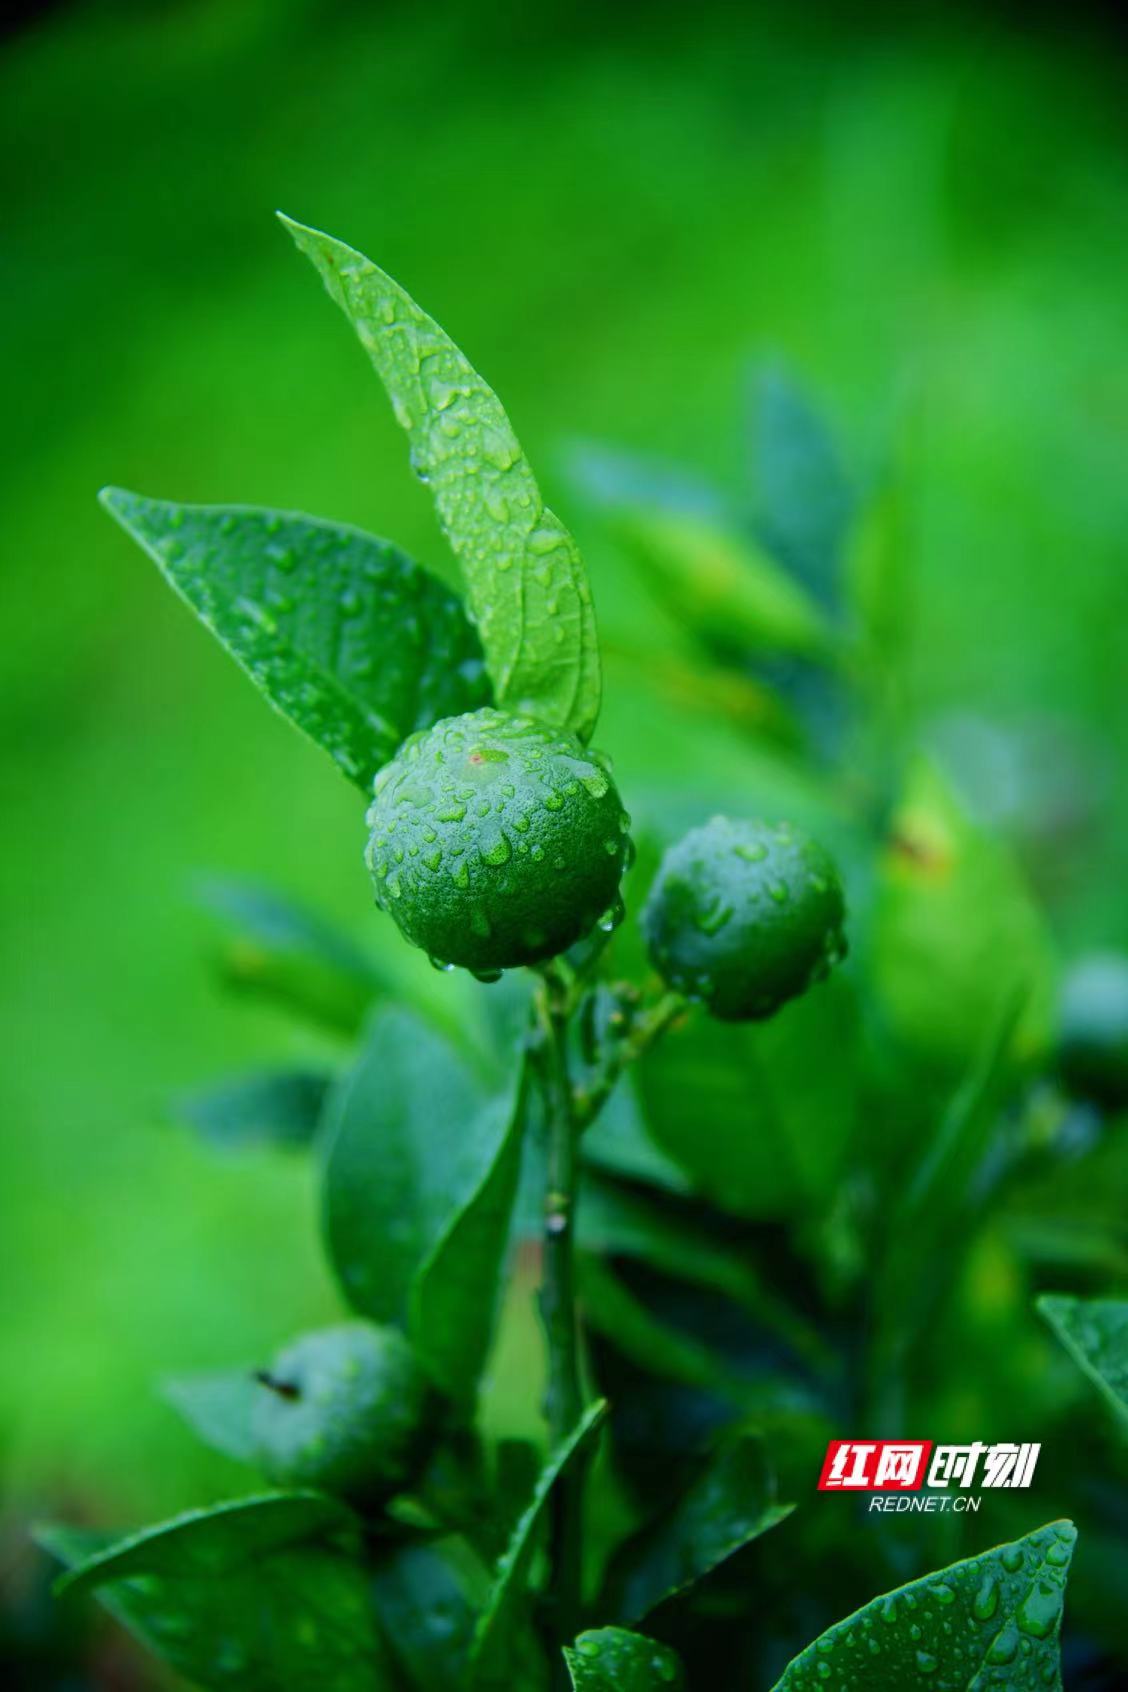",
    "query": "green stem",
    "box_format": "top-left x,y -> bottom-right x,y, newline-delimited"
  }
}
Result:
573,989 -> 686,1128
535,964 -> 586,1677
